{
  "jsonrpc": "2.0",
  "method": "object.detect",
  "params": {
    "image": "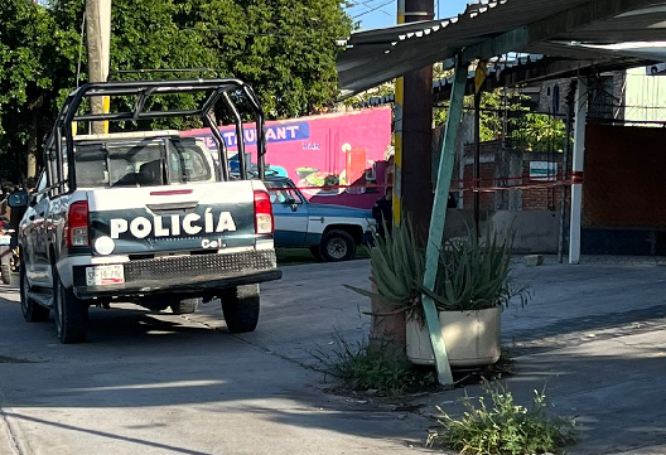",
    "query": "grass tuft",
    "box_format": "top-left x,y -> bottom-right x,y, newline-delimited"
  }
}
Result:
427,383 -> 578,455
312,332 -> 437,397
